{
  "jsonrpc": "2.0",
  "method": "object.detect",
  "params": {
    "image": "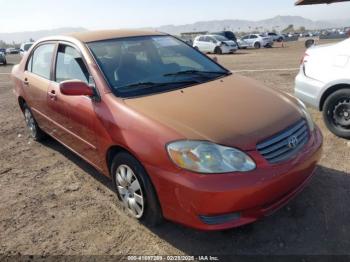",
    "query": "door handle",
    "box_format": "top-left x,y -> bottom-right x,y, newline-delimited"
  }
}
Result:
23,78 -> 29,86
48,90 -> 57,100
